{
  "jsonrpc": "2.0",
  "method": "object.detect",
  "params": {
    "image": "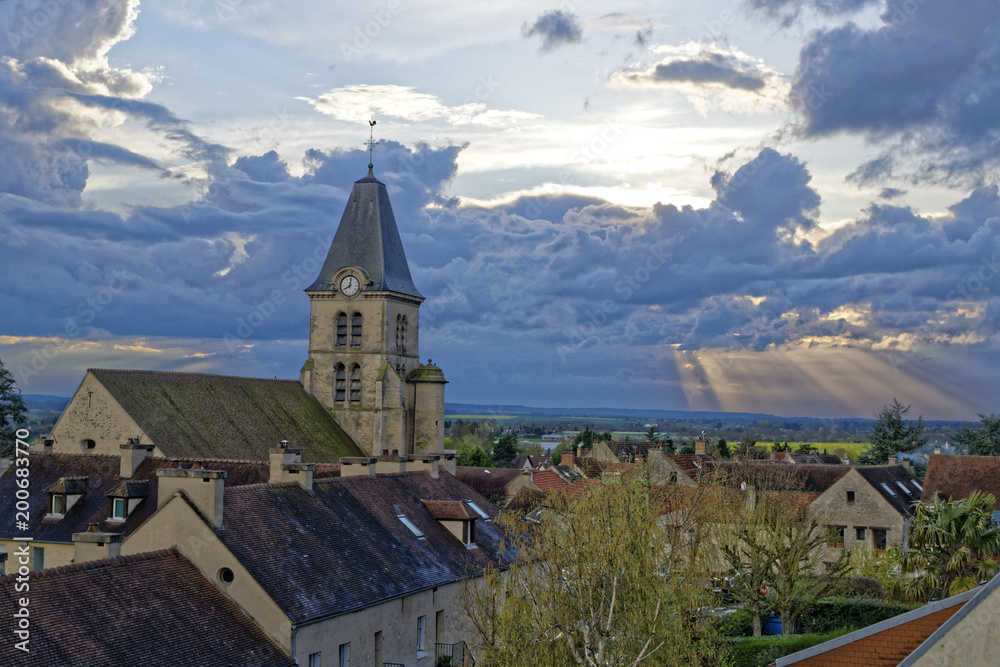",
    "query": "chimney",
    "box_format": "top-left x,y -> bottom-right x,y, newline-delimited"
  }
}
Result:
0,547 -> 6,576
40,439 -> 54,454
404,454 -> 441,479
901,457 -> 911,472
269,441 -> 314,492
934,445 -> 942,455
340,457 -> 378,477
156,461 -> 227,528
73,522 -> 123,563
120,438 -> 155,478
694,437 -> 707,456
561,450 -> 575,467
